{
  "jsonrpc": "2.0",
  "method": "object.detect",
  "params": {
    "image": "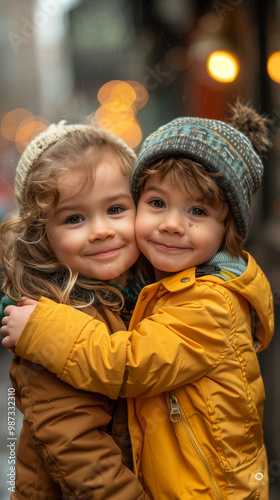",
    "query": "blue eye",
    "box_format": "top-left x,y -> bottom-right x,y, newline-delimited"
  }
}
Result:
189,207 -> 207,216
108,206 -> 125,215
65,215 -> 84,224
